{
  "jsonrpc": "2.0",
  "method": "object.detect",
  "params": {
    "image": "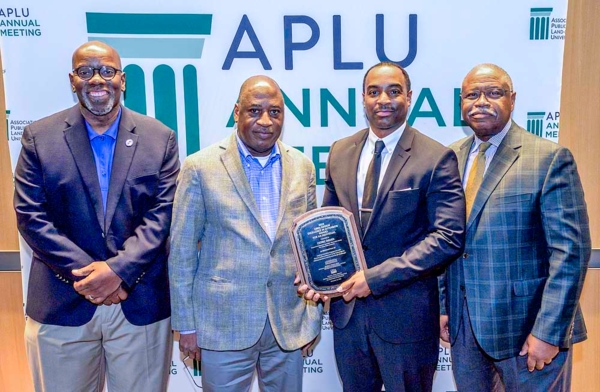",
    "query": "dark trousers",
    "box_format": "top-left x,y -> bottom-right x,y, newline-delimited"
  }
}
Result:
333,299 -> 437,392
451,299 -> 573,392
